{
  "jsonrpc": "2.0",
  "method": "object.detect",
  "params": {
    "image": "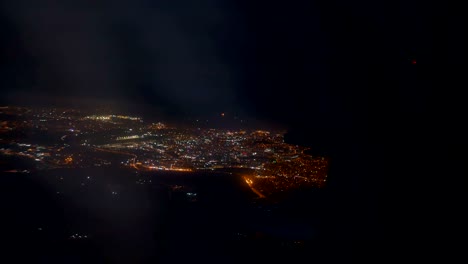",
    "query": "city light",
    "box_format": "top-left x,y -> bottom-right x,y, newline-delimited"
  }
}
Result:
1,106 -> 329,197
